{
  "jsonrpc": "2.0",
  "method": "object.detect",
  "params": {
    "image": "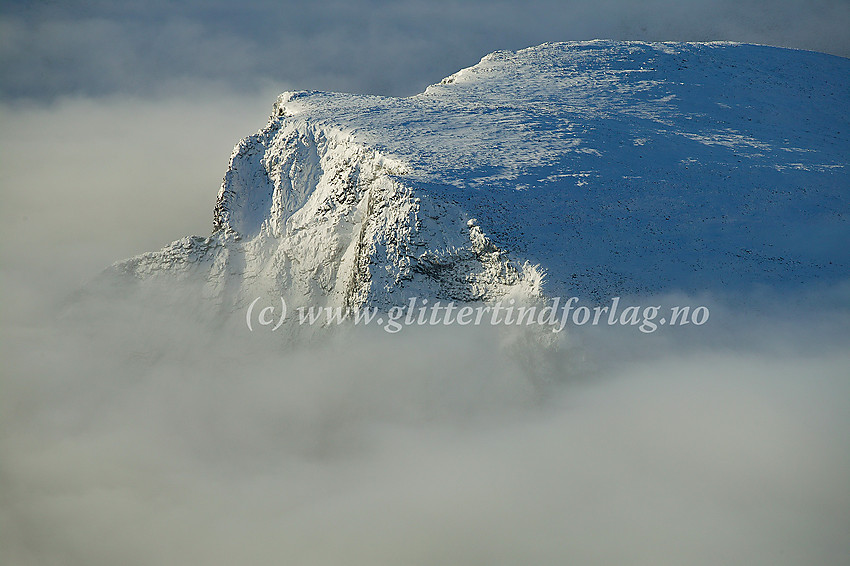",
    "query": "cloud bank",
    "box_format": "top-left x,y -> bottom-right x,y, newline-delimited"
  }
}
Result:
2,95 -> 847,561
2,266 -> 849,564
